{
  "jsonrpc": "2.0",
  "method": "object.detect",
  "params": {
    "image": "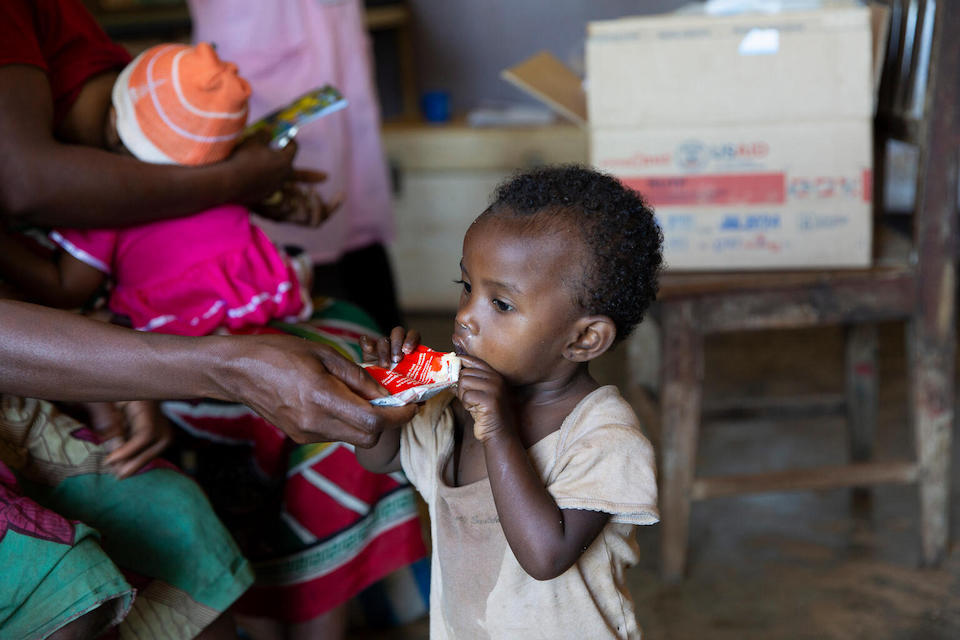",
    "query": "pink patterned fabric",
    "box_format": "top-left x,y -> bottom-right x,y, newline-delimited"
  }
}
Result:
0,461 -> 75,546
51,204 -> 307,336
